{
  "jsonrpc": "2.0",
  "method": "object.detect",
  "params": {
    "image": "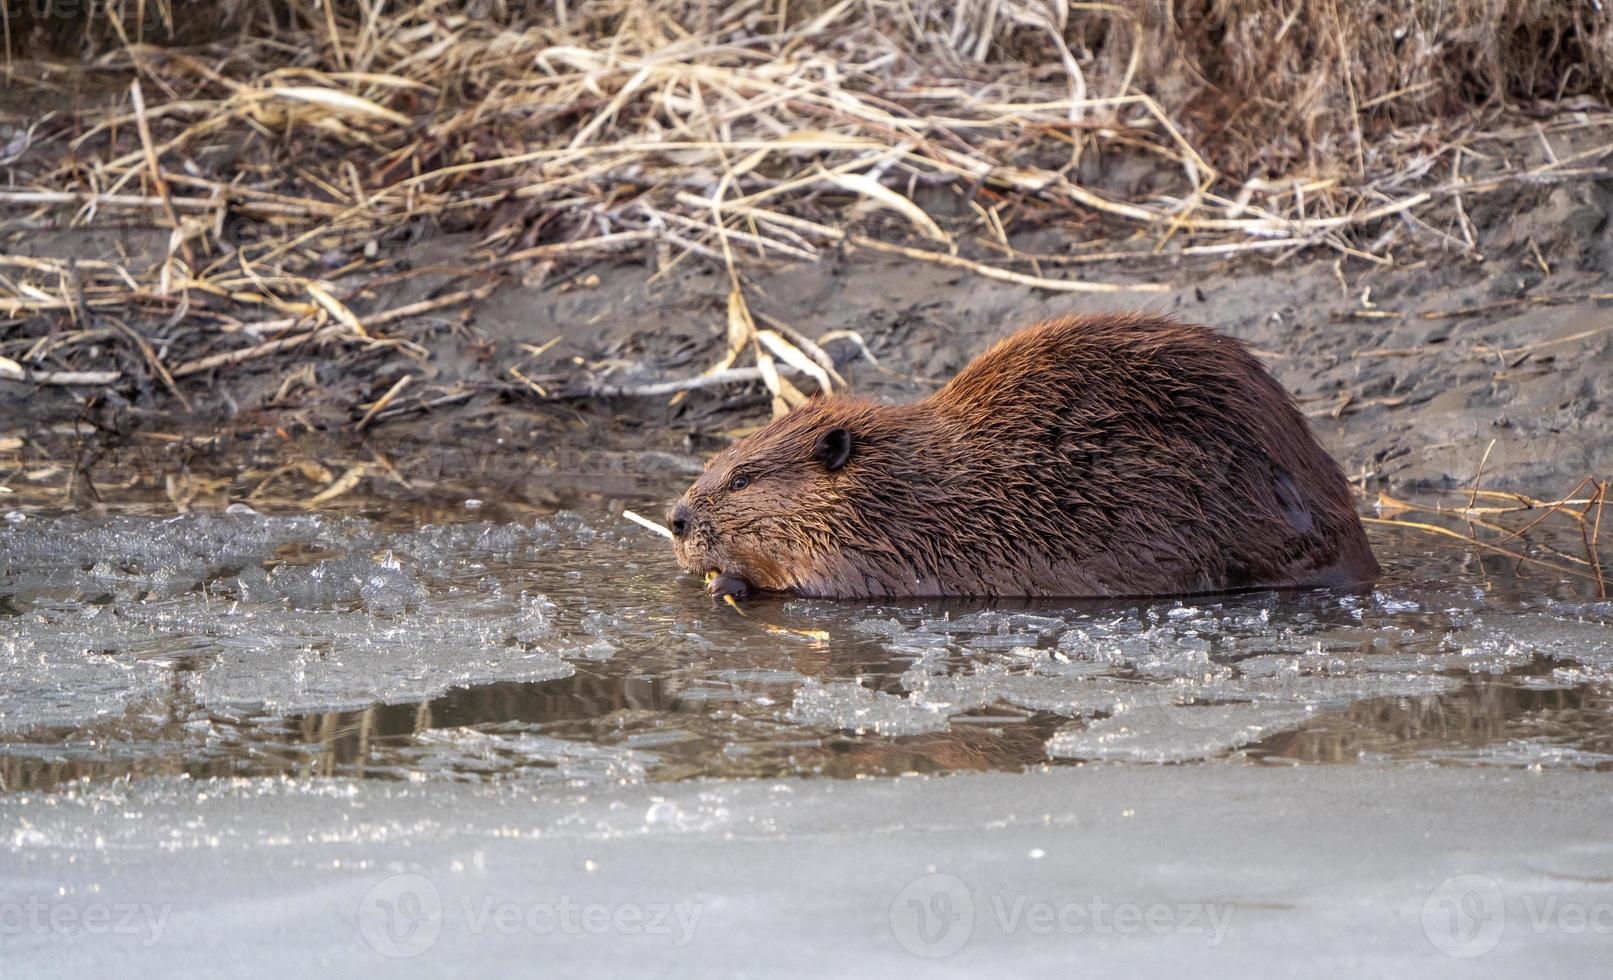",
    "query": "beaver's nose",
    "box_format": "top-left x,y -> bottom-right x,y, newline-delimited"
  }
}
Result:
670,501 -> 692,539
